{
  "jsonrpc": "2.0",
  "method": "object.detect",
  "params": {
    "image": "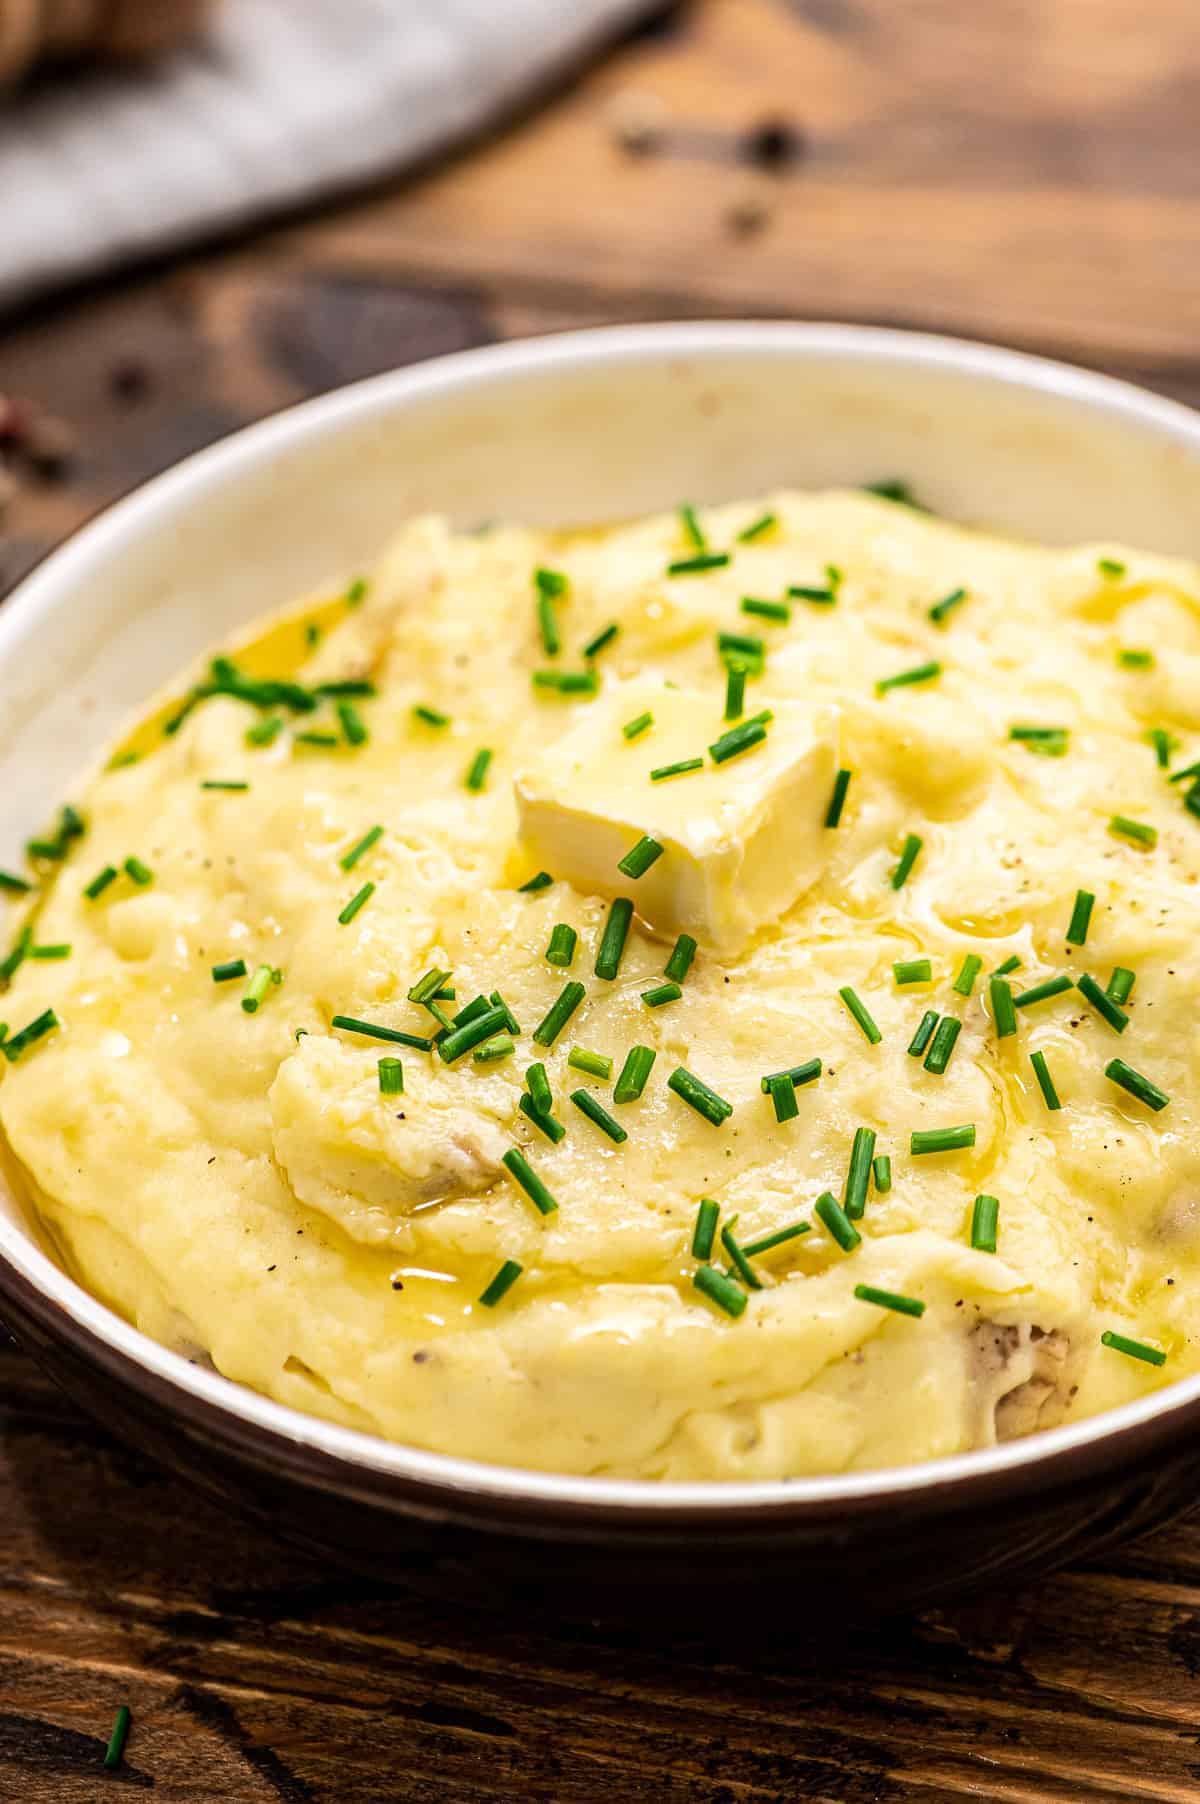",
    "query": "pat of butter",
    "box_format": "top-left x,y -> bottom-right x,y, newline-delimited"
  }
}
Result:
514,681 -> 838,951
